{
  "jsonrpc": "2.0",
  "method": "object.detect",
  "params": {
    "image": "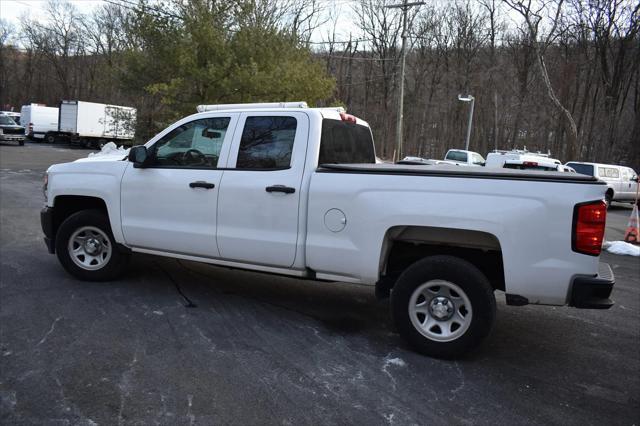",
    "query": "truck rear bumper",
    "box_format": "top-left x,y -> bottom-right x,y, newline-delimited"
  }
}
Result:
569,262 -> 614,309
41,206 -> 55,254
